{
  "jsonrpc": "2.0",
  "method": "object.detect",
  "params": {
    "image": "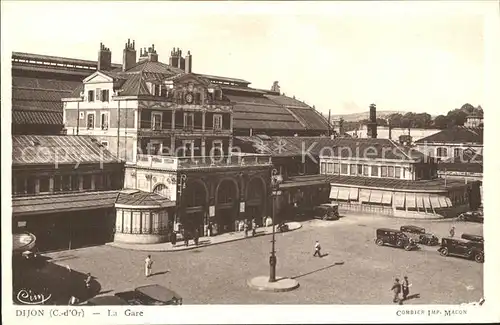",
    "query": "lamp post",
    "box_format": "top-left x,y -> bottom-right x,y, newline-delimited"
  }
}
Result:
177,174 -> 187,228
269,168 -> 282,283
